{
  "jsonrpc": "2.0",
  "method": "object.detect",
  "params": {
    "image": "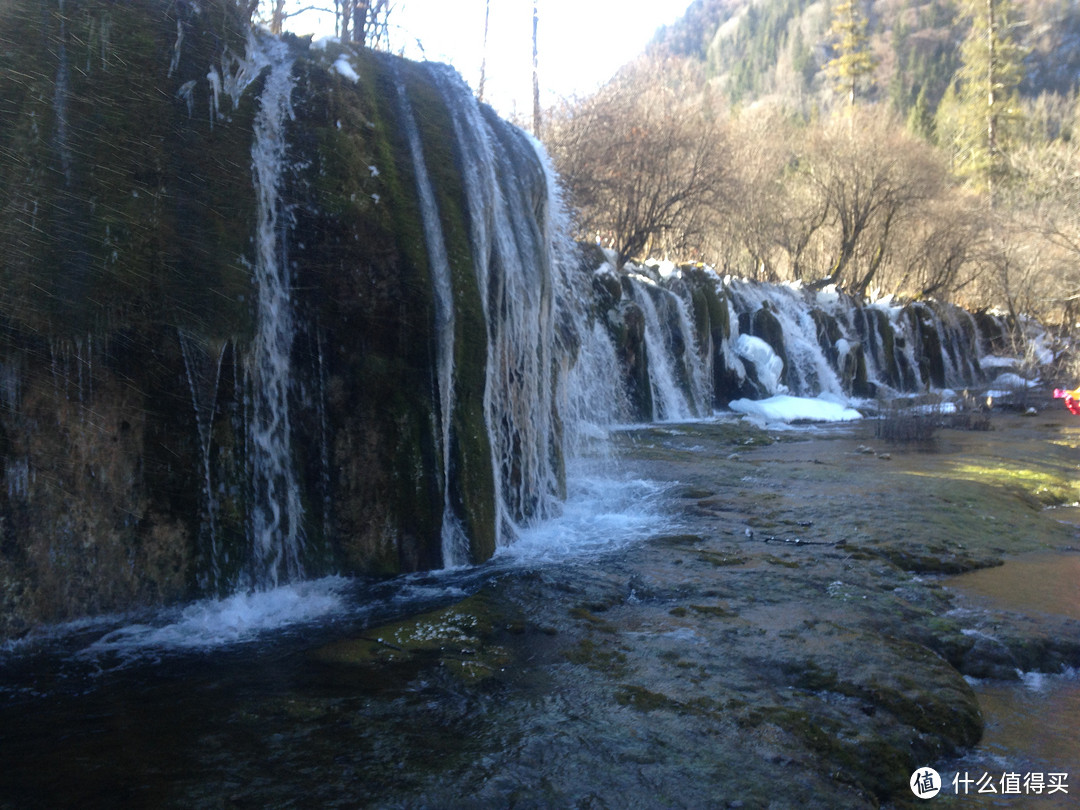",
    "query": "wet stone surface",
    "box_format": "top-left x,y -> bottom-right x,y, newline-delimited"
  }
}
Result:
4,408 -> 1080,809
